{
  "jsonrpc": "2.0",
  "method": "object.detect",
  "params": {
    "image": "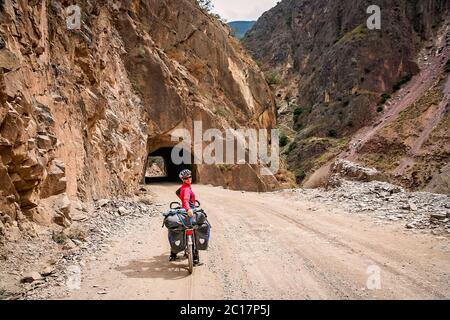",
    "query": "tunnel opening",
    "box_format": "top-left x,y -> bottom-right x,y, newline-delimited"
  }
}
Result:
144,147 -> 195,184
